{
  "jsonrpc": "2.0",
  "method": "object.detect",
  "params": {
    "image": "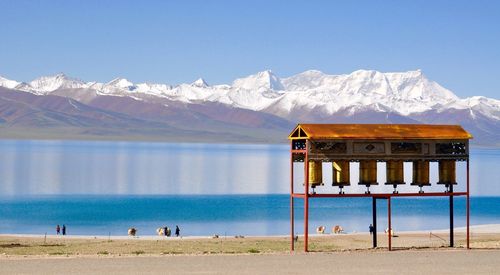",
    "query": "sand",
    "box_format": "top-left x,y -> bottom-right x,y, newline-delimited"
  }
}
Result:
1,224 -> 499,274
1,250 -> 499,274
